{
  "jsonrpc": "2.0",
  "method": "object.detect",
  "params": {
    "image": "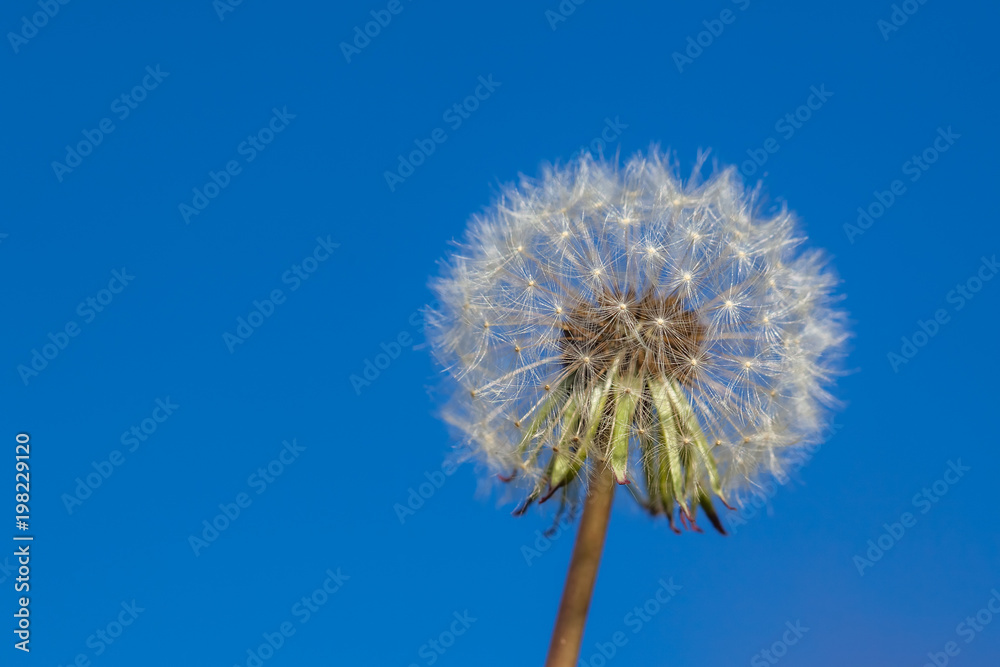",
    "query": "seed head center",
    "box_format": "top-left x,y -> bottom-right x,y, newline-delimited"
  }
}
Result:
559,287 -> 705,382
